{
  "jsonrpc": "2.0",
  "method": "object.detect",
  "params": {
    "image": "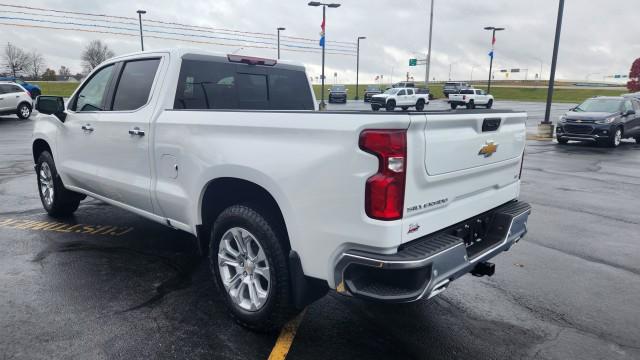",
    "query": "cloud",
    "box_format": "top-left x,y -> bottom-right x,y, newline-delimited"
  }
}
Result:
0,0 -> 637,83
